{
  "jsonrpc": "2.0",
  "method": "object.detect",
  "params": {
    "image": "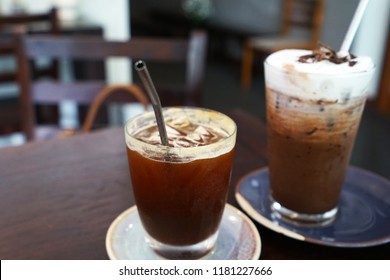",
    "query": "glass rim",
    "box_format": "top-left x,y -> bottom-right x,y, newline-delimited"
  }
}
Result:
124,106 -> 237,154
264,58 -> 376,78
